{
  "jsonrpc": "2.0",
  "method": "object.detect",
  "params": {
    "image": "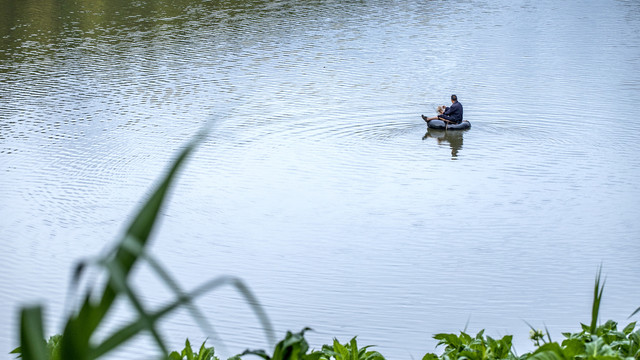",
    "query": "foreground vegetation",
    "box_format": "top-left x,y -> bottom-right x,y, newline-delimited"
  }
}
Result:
10,131 -> 640,360
168,316 -> 640,360
13,306 -> 639,360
